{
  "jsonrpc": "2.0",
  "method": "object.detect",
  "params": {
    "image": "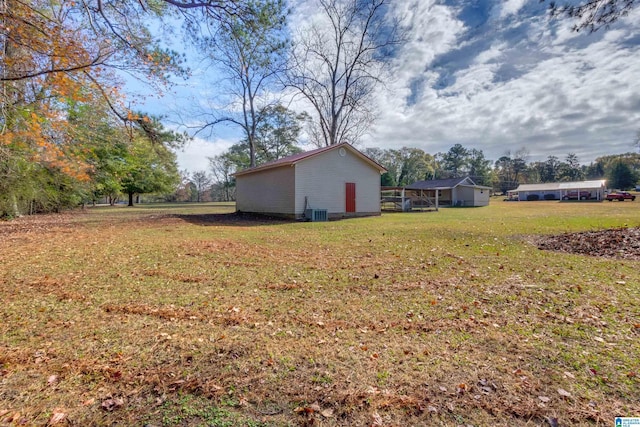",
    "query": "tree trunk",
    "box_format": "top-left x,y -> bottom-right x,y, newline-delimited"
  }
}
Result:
10,193 -> 20,217
128,192 -> 134,206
